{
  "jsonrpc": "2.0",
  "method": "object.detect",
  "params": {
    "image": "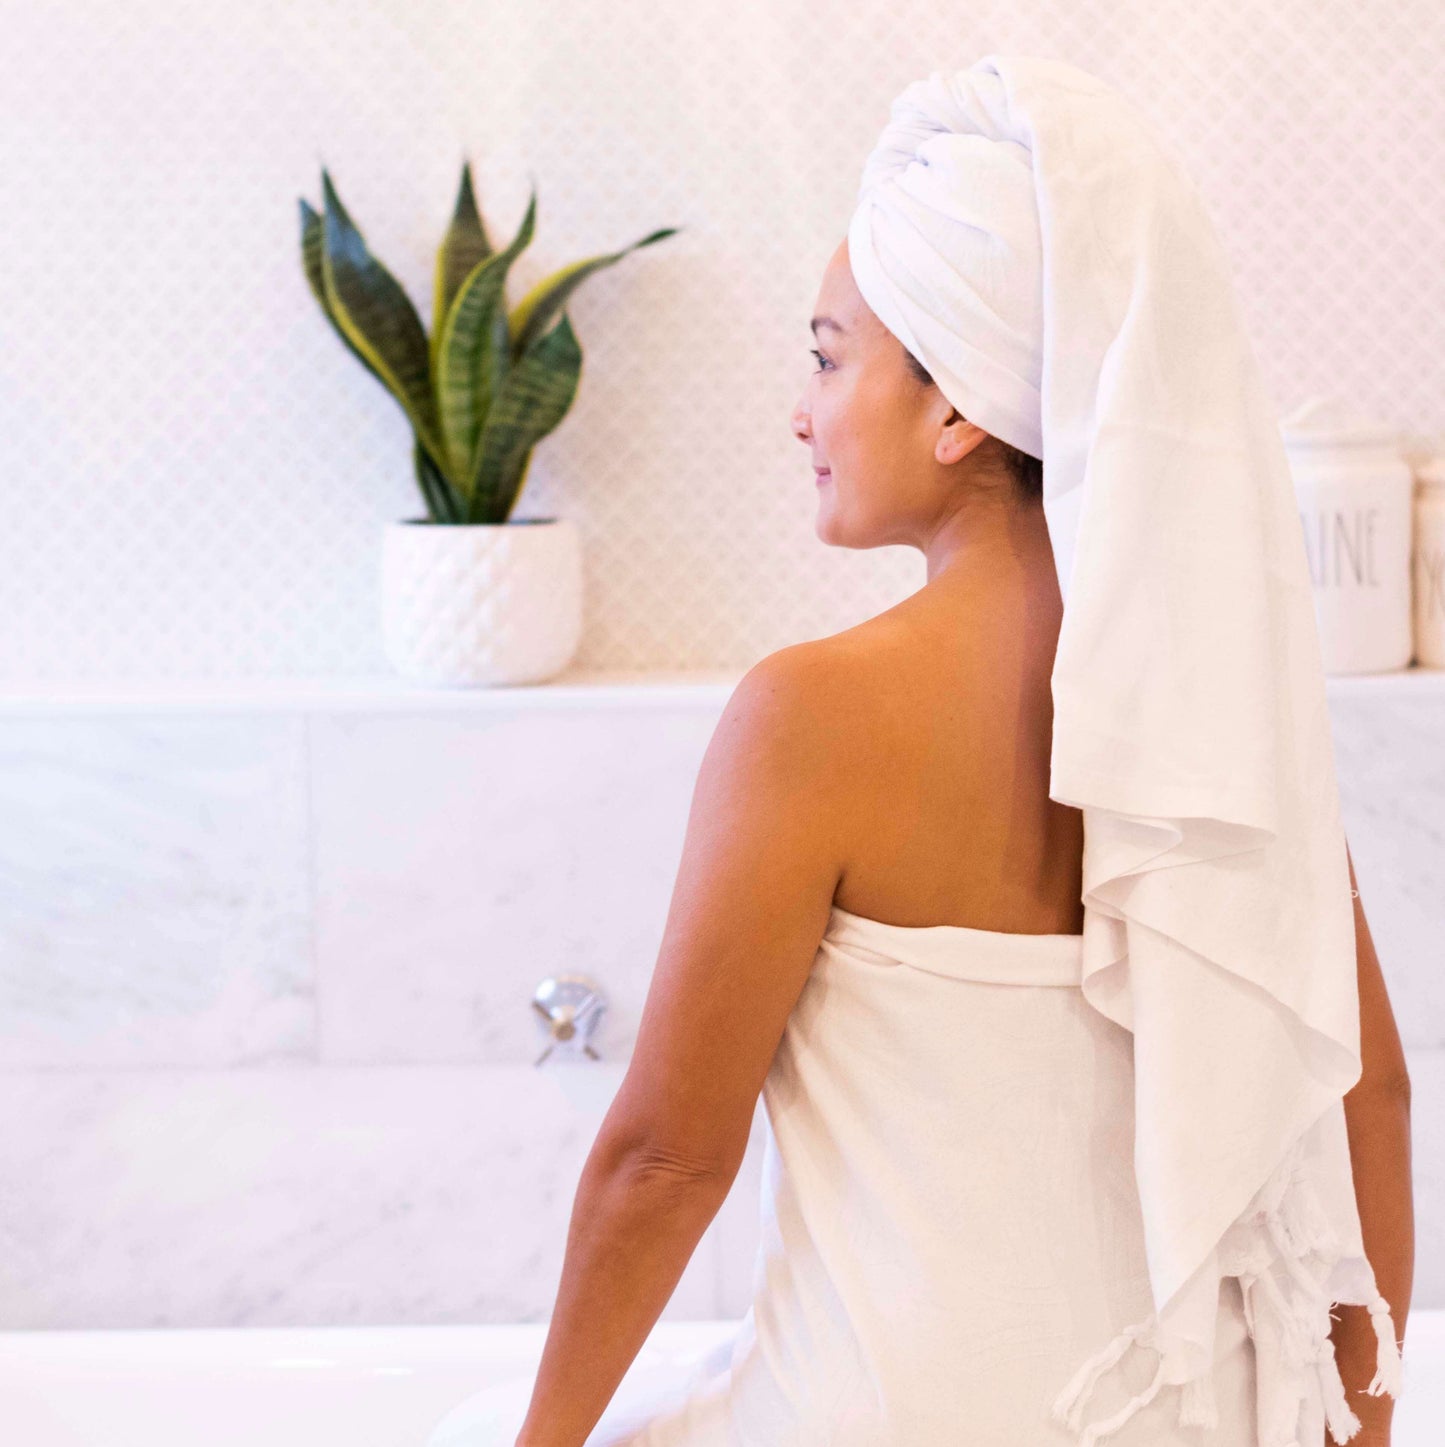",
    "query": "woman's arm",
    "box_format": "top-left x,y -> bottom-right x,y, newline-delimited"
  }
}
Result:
1328,842 -> 1414,1444
514,646 -> 857,1447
